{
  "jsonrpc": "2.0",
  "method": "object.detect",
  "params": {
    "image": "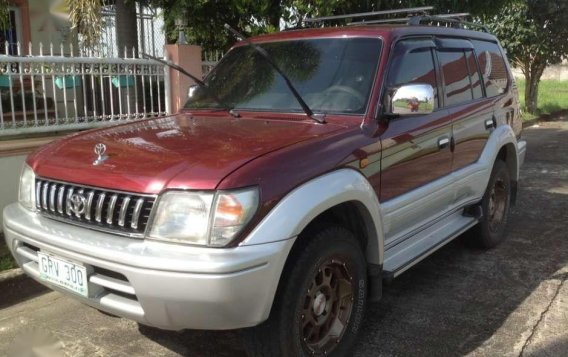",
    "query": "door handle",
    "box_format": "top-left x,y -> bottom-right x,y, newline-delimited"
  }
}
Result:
485,118 -> 496,130
438,137 -> 450,149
